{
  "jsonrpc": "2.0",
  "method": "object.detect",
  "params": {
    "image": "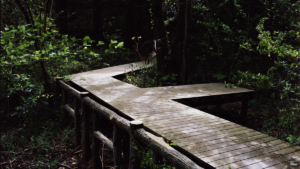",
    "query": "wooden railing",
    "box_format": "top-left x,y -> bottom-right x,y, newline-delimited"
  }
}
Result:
55,77 -> 203,169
